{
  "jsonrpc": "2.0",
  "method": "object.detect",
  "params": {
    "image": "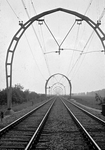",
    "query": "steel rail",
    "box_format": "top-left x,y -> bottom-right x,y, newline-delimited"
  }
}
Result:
61,99 -> 101,150
0,97 -> 54,136
65,98 -> 105,125
25,98 -> 56,149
